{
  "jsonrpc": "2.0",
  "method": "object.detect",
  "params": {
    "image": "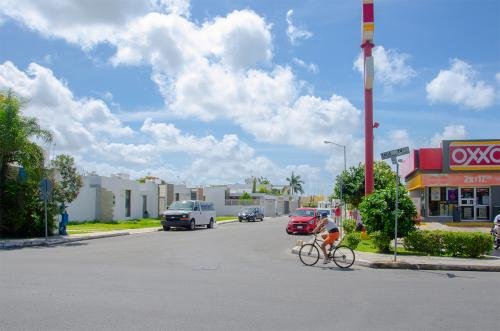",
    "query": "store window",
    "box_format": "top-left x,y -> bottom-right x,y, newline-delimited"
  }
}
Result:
428,187 -> 458,217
